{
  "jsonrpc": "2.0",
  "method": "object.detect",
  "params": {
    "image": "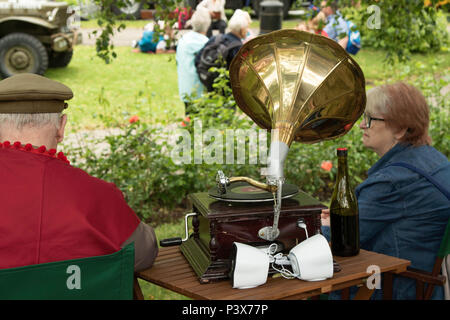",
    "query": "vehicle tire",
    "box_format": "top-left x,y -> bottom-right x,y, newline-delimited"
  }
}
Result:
110,0 -> 144,20
0,32 -> 48,78
49,51 -> 73,68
